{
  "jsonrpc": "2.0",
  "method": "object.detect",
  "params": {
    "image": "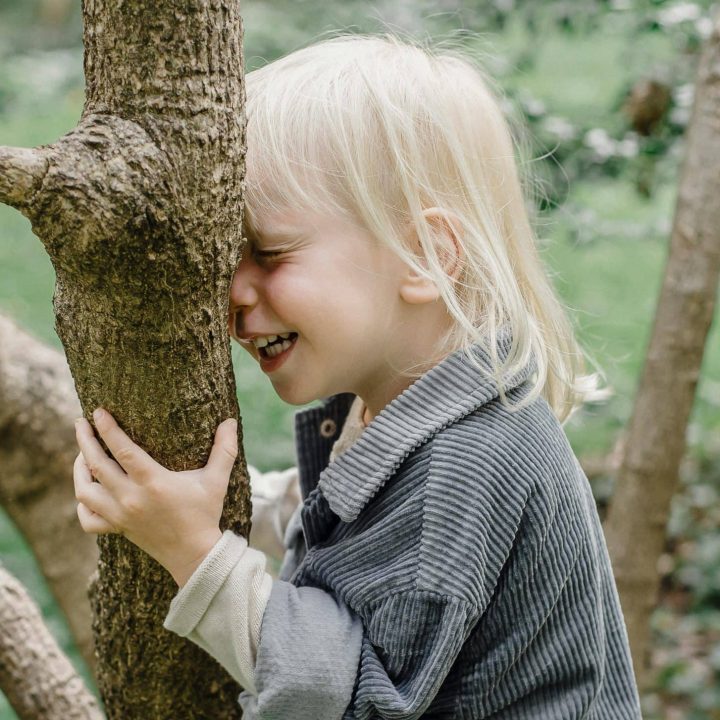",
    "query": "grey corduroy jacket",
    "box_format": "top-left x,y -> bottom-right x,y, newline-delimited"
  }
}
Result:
238,331 -> 642,719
